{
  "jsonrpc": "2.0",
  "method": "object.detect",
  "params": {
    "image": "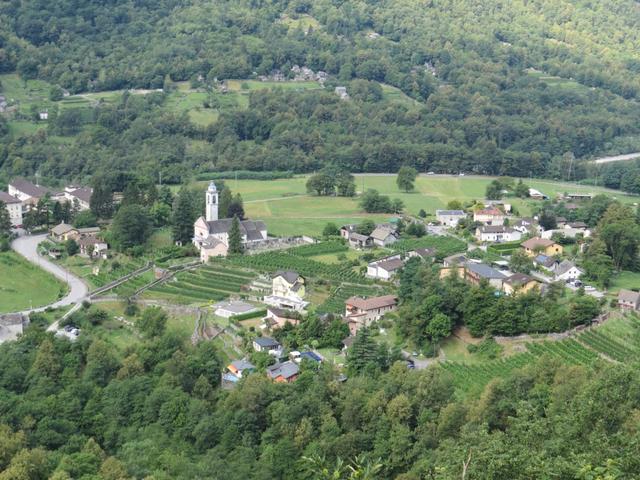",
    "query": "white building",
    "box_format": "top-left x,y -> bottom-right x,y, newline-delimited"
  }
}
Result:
8,178 -> 53,204
366,255 -> 404,280
64,186 -> 93,211
436,210 -> 466,227
475,225 -> 522,243
193,181 -> 268,261
555,260 -> 584,282
0,192 -> 23,227
370,226 -> 398,247
263,270 -> 309,311
473,208 -> 505,226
